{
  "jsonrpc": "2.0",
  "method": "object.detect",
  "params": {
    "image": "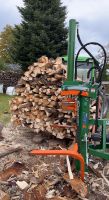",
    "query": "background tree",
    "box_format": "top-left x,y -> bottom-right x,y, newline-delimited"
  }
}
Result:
97,44 -> 109,81
0,58 -> 6,70
11,0 -> 68,71
0,25 -> 14,63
